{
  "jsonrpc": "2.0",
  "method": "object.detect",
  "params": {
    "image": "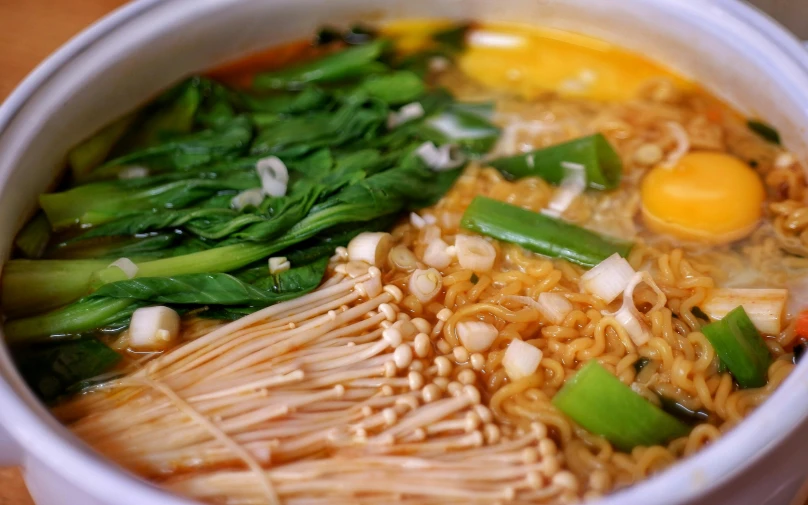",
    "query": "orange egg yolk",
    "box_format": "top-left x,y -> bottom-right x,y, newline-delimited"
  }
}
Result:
640,152 -> 765,244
